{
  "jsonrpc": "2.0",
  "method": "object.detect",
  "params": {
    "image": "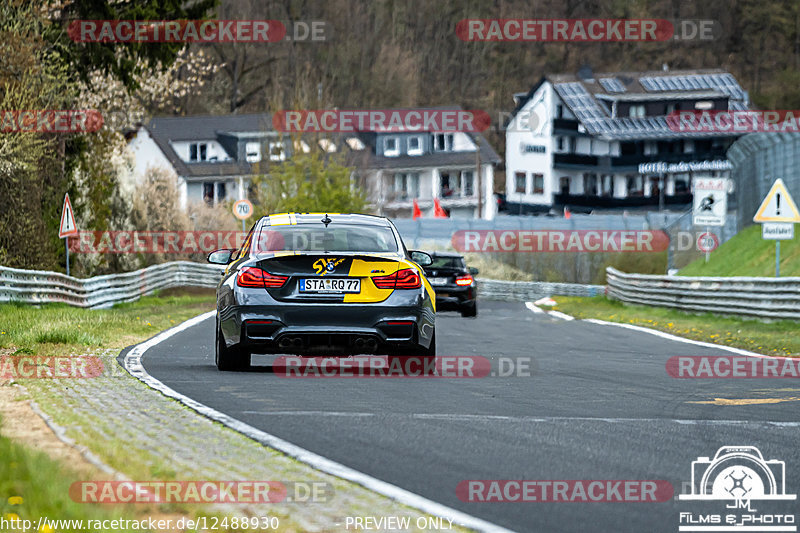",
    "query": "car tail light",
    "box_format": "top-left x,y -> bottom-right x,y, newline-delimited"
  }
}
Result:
236,267 -> 288,288
372,268 -> 421,290
395,268 -> 421,289
455,274 -> 474,286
